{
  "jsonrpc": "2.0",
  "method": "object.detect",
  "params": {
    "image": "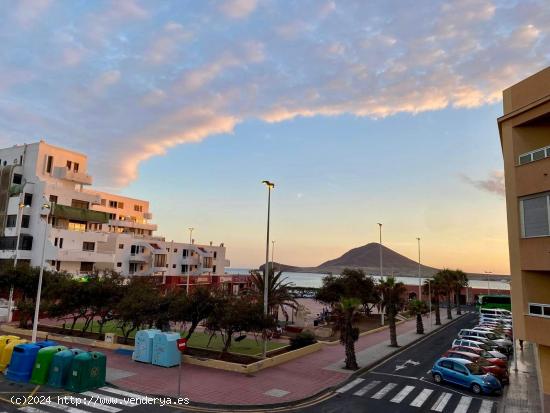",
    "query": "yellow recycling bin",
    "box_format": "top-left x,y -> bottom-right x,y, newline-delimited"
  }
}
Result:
0,339 -> 28,372
0,336 -> 20,355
